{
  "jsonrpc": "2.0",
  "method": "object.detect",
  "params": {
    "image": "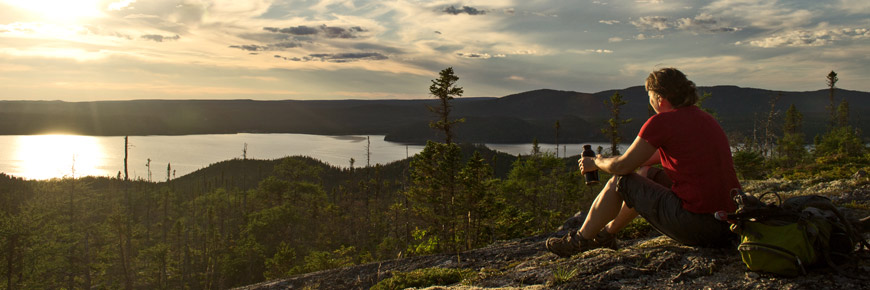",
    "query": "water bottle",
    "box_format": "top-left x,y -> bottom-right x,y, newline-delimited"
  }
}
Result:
582,144 -> 599,185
